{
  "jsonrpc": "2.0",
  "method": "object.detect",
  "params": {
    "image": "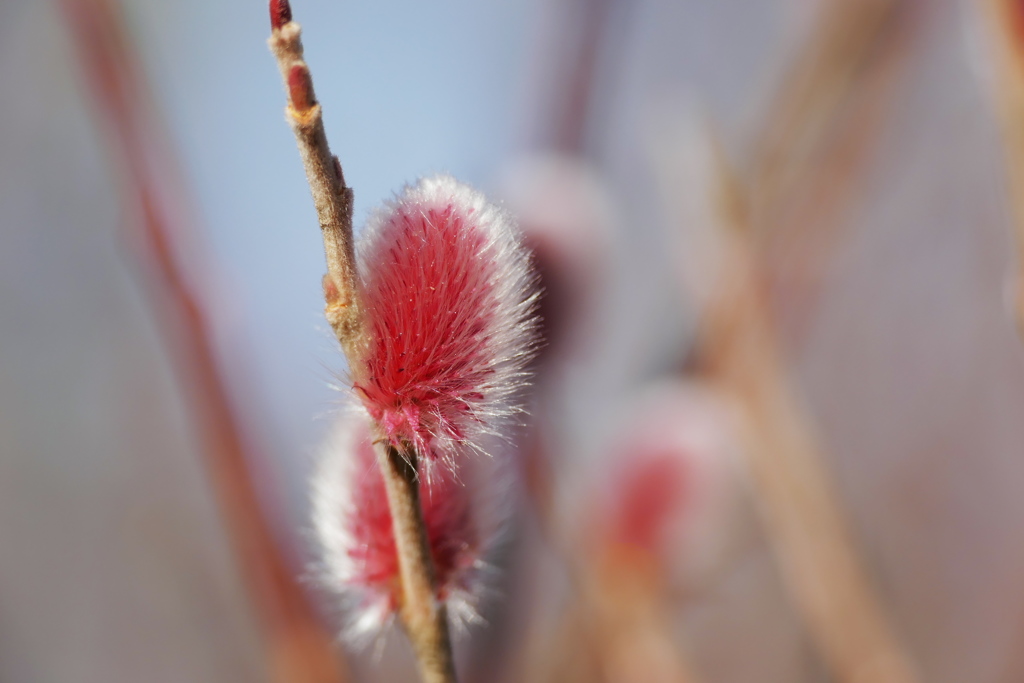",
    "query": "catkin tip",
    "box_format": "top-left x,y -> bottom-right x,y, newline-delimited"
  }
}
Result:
269,0 -> 292,31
